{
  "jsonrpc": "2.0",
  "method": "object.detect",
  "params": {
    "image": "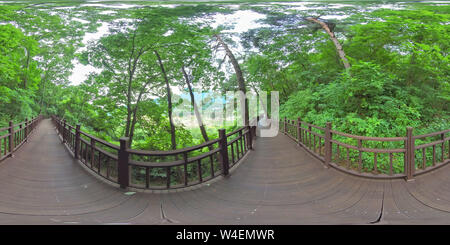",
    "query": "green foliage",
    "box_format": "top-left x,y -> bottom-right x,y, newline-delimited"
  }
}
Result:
345,9 -> 449,121
0,22 -> 40,123
269,8 -> 449,138
281,61 -> 425,137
